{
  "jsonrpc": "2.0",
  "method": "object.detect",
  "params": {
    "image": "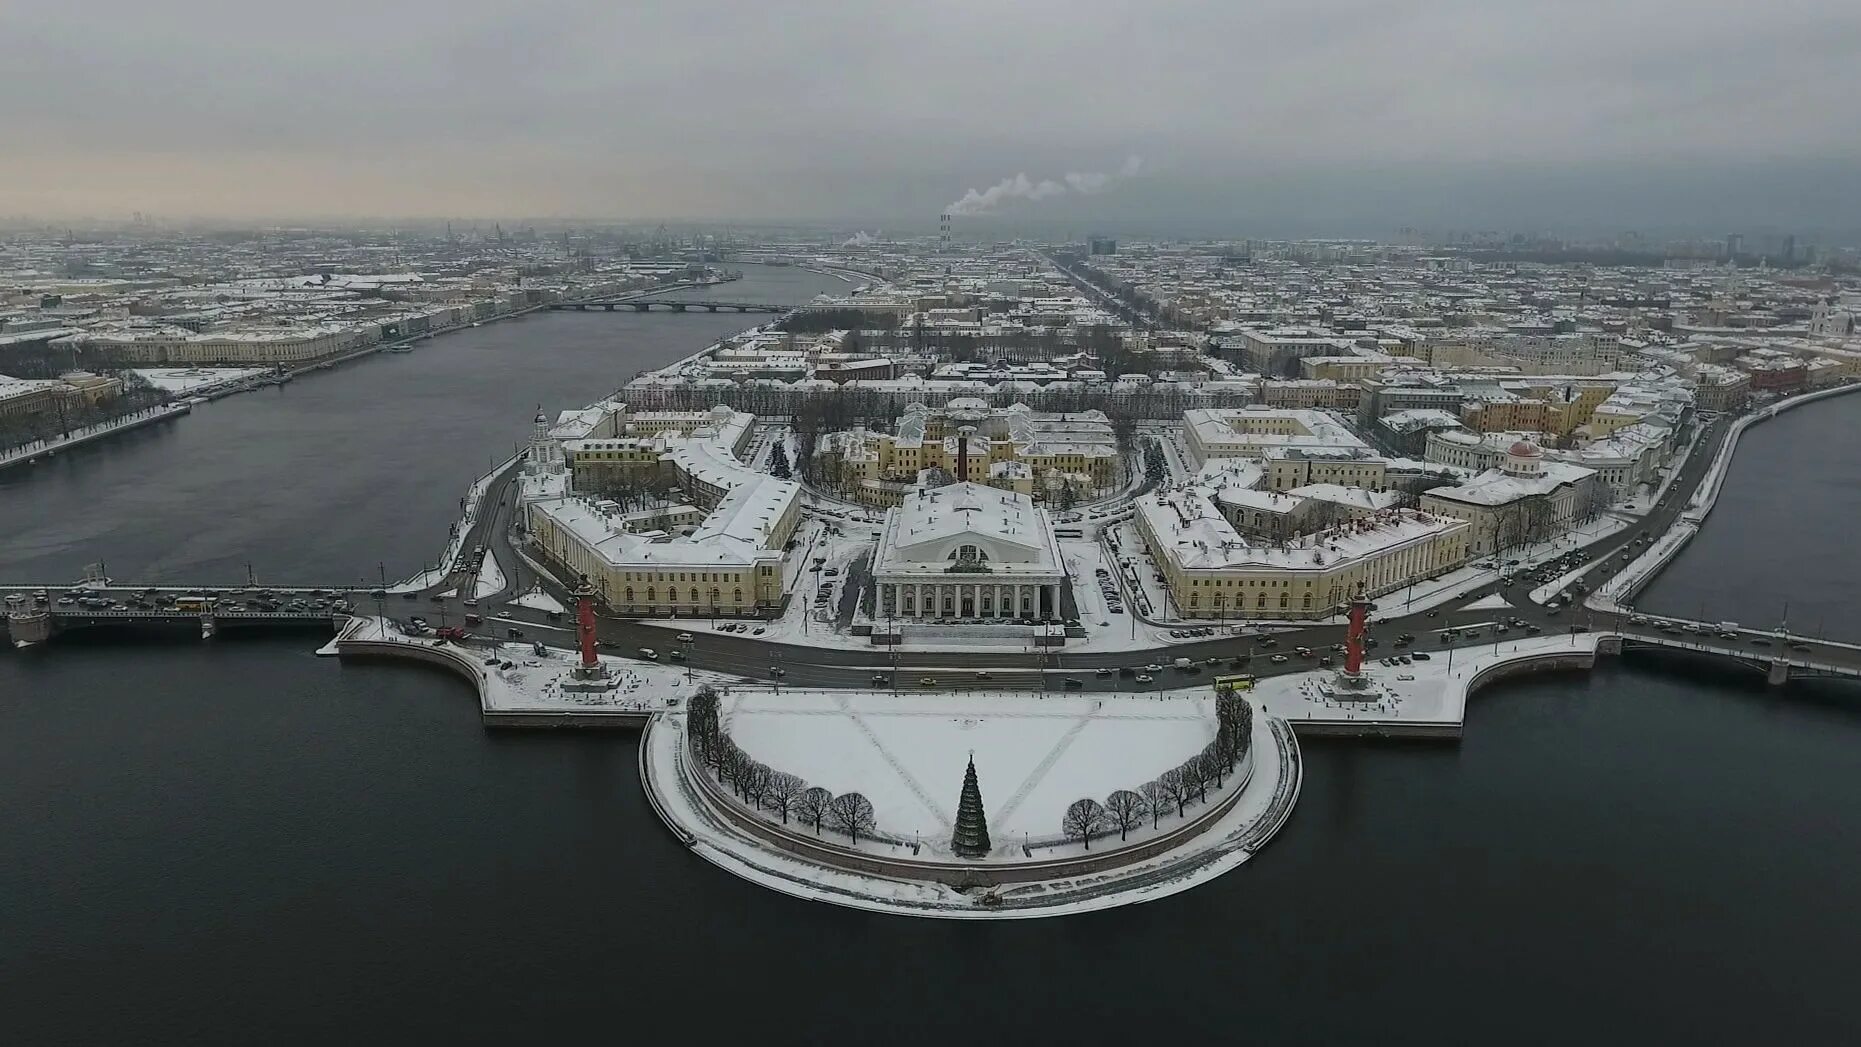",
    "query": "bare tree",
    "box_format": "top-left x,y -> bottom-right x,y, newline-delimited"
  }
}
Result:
826,792 -> 877,845
1062,798 -> 1109,849
1104,789 -> 1149,841
763,771 -> 805,824
1158,767 -> 1189,819
1138,780 -> 1172,828
1197,746 -> 1229,791
744,762 -> 772,806
796,787 -> 832,835
715,737 -> 744,785
1178,757 -> 1209,807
